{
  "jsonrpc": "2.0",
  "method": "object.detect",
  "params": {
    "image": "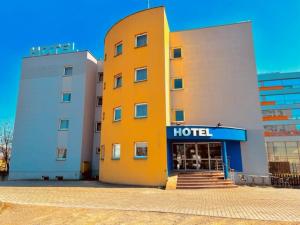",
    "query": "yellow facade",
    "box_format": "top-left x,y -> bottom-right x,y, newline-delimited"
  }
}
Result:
100,7 -> 170,186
